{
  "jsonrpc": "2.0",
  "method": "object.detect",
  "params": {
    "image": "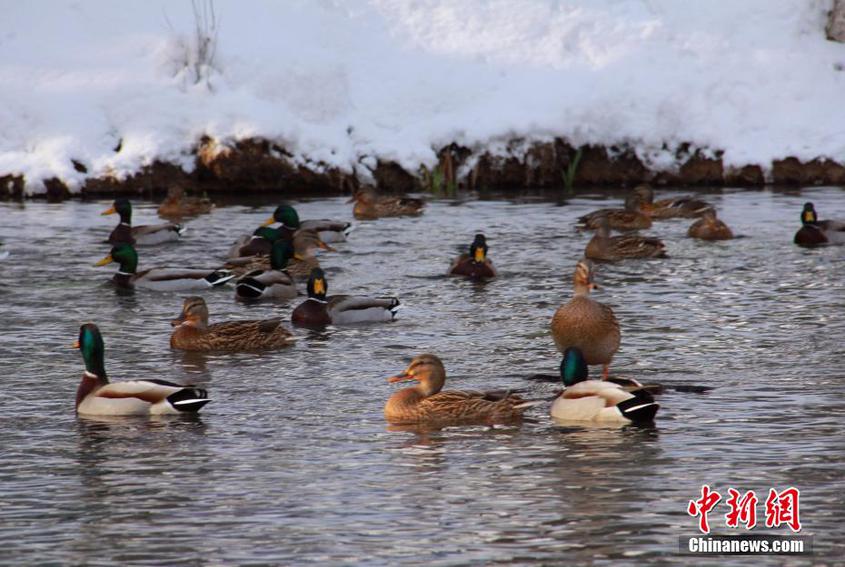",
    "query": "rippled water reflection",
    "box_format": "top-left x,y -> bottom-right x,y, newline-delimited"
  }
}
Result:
1,187 -> 843,565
